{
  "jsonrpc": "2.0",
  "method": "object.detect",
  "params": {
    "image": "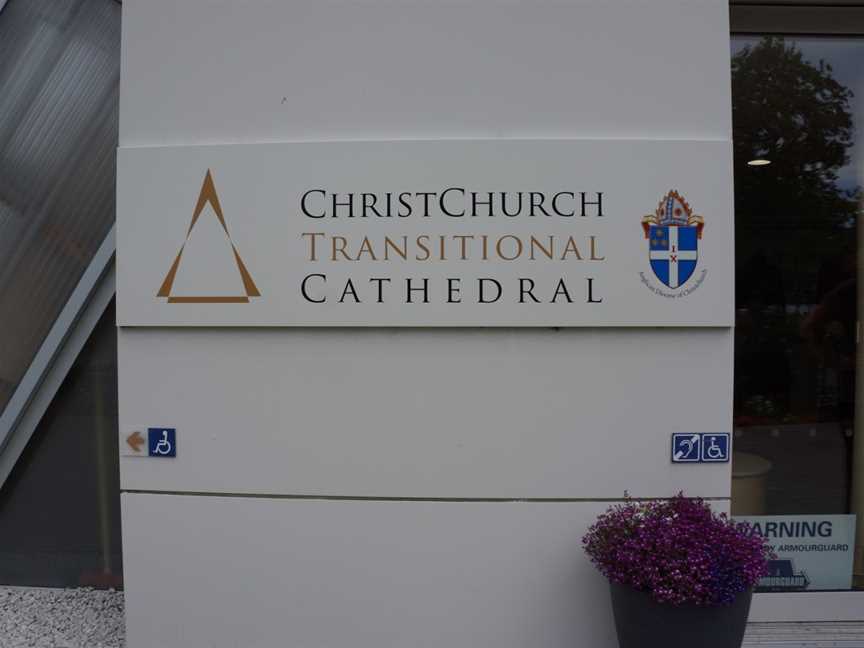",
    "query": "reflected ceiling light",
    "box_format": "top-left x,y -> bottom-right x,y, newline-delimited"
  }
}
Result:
747,159 -> 772,167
